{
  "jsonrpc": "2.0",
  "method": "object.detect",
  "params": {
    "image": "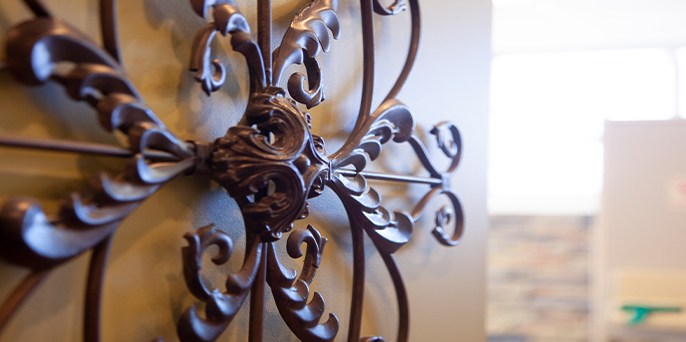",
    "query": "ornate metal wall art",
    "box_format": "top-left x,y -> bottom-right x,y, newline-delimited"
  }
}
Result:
0,0 -> 465,341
